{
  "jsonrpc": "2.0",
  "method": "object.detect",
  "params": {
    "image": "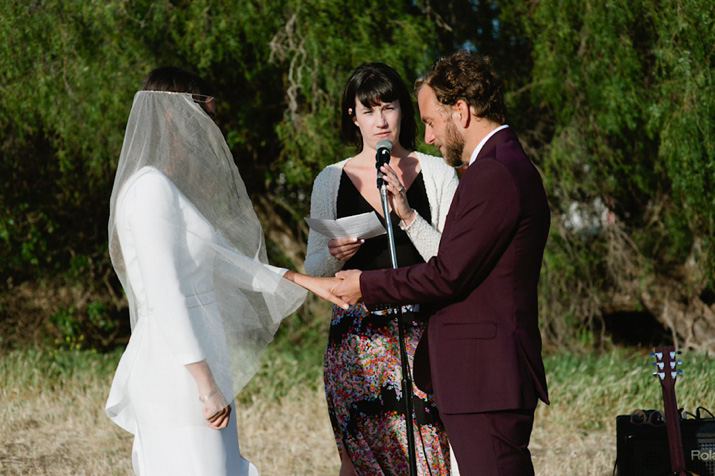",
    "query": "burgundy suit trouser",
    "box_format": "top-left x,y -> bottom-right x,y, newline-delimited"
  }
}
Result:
441,408 -> 535,476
